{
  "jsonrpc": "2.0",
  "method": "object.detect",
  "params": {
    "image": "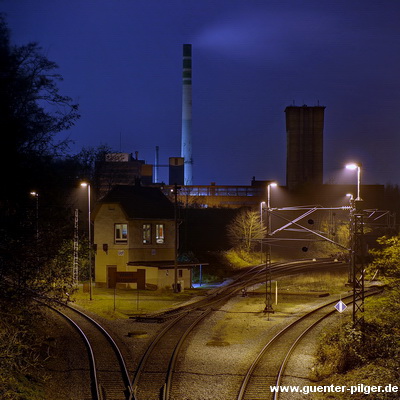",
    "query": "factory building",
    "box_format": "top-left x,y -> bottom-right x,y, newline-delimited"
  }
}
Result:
285,105 -> 325,191
95,152 -> 153,199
